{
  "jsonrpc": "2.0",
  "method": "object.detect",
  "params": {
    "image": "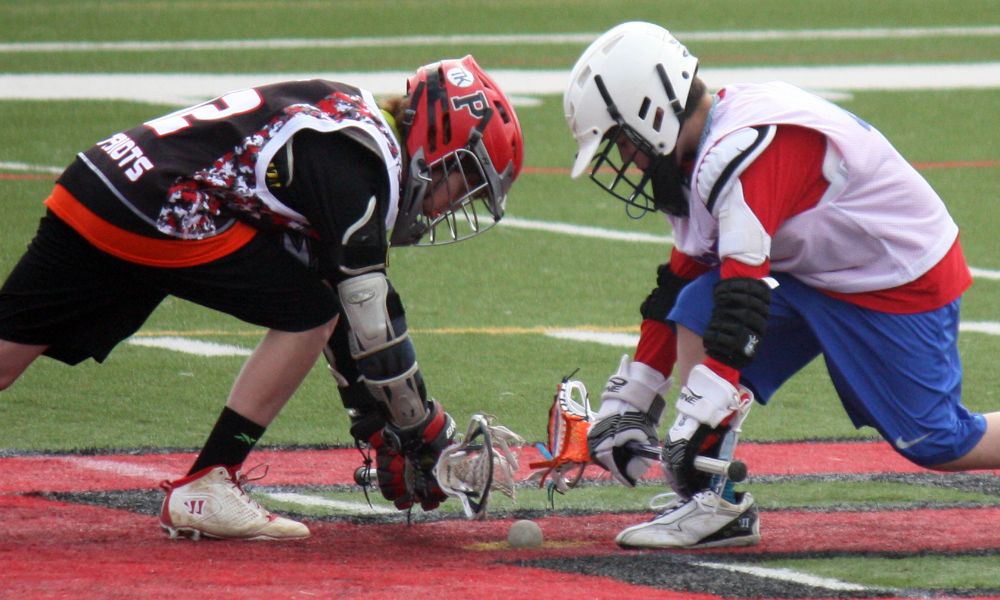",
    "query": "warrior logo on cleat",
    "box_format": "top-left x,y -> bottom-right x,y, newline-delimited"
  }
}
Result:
185,499 -> 206,515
